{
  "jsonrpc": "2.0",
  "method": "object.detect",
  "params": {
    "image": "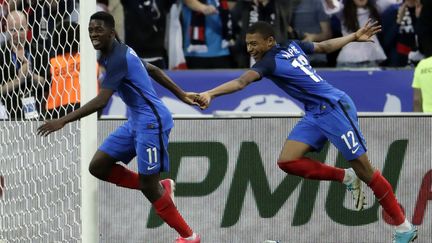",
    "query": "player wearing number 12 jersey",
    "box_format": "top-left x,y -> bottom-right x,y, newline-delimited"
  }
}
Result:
197,21 -> 417,243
